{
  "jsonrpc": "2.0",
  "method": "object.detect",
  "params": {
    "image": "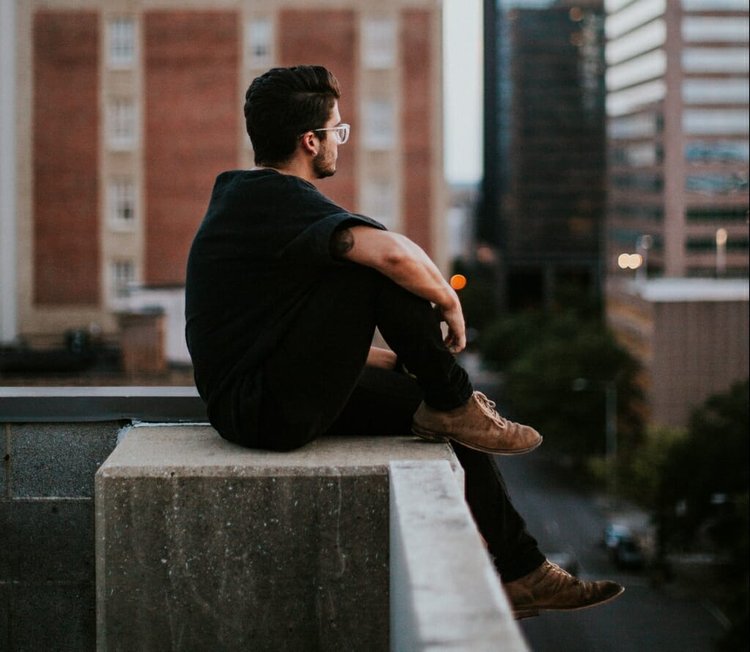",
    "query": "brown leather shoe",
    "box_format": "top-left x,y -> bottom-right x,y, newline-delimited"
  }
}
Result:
505,560 -> 624,619
411,391 -> 543,455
